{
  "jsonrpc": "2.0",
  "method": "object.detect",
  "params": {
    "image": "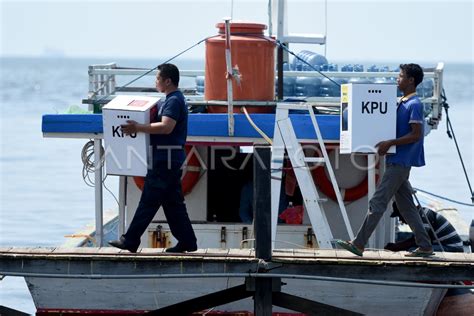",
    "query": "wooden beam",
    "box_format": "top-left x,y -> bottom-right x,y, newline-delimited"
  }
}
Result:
254,145 -> 273,316
272,292 -> 363,316
254,145 -> 272,261
147,283 -> 251,315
